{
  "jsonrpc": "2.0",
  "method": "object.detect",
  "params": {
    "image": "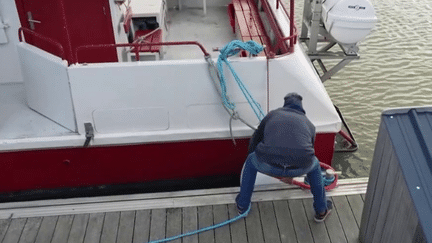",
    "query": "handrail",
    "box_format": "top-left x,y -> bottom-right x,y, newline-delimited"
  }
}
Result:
277,0 -> 298,52
75,41 -> 210,63
260,0 -> 297,55
18,27 -> 66,62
